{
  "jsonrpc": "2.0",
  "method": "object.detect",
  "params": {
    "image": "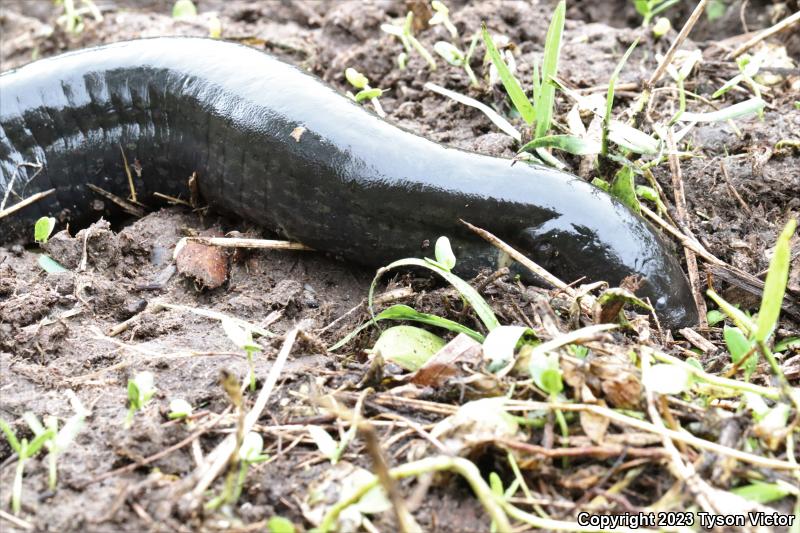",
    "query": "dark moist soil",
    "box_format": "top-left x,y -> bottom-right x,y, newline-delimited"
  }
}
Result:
1,1 -> 799,532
